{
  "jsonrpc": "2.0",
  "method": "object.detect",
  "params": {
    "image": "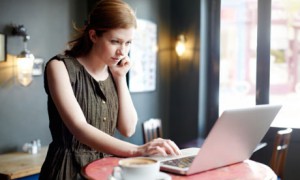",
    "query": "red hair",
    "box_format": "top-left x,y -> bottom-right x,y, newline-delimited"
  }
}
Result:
65,0 -> 137,57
